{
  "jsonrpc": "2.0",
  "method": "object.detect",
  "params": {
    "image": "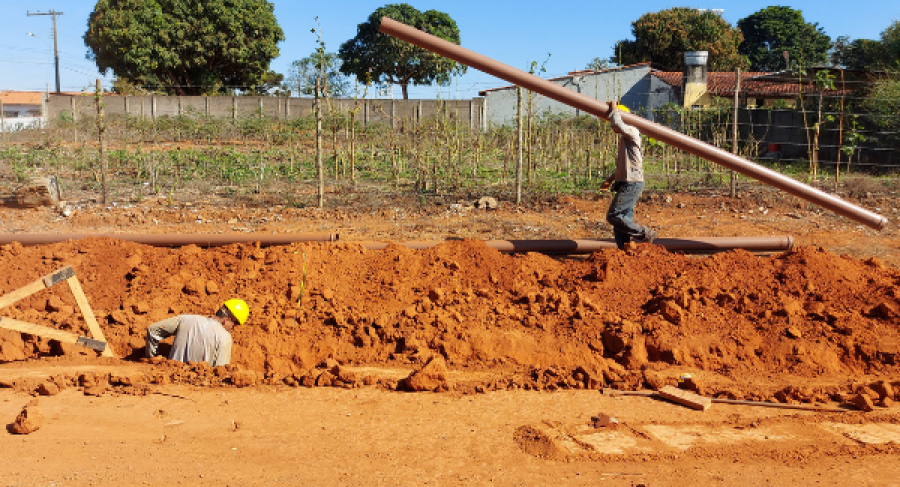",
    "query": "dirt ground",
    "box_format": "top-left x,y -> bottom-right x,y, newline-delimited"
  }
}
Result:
0,186 -> 899,486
